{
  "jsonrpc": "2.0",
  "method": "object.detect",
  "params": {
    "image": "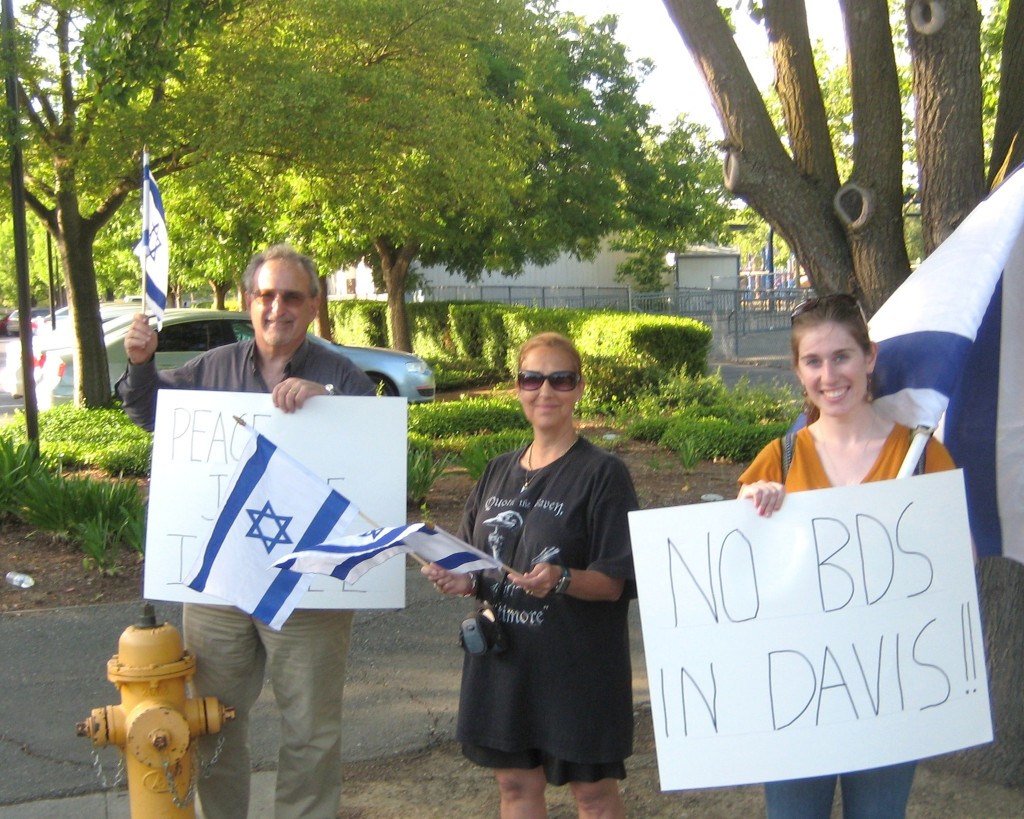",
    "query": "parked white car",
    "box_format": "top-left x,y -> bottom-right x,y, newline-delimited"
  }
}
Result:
1,303 -> 142,397
33,308 -> 435,409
